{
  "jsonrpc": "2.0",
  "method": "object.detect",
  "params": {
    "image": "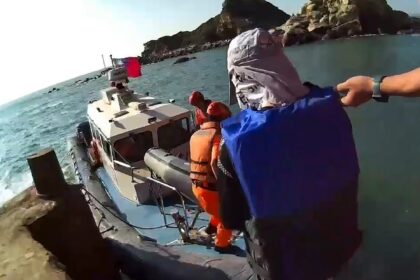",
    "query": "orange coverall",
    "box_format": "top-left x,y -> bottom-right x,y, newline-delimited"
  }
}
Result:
190,123 -> 232,248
